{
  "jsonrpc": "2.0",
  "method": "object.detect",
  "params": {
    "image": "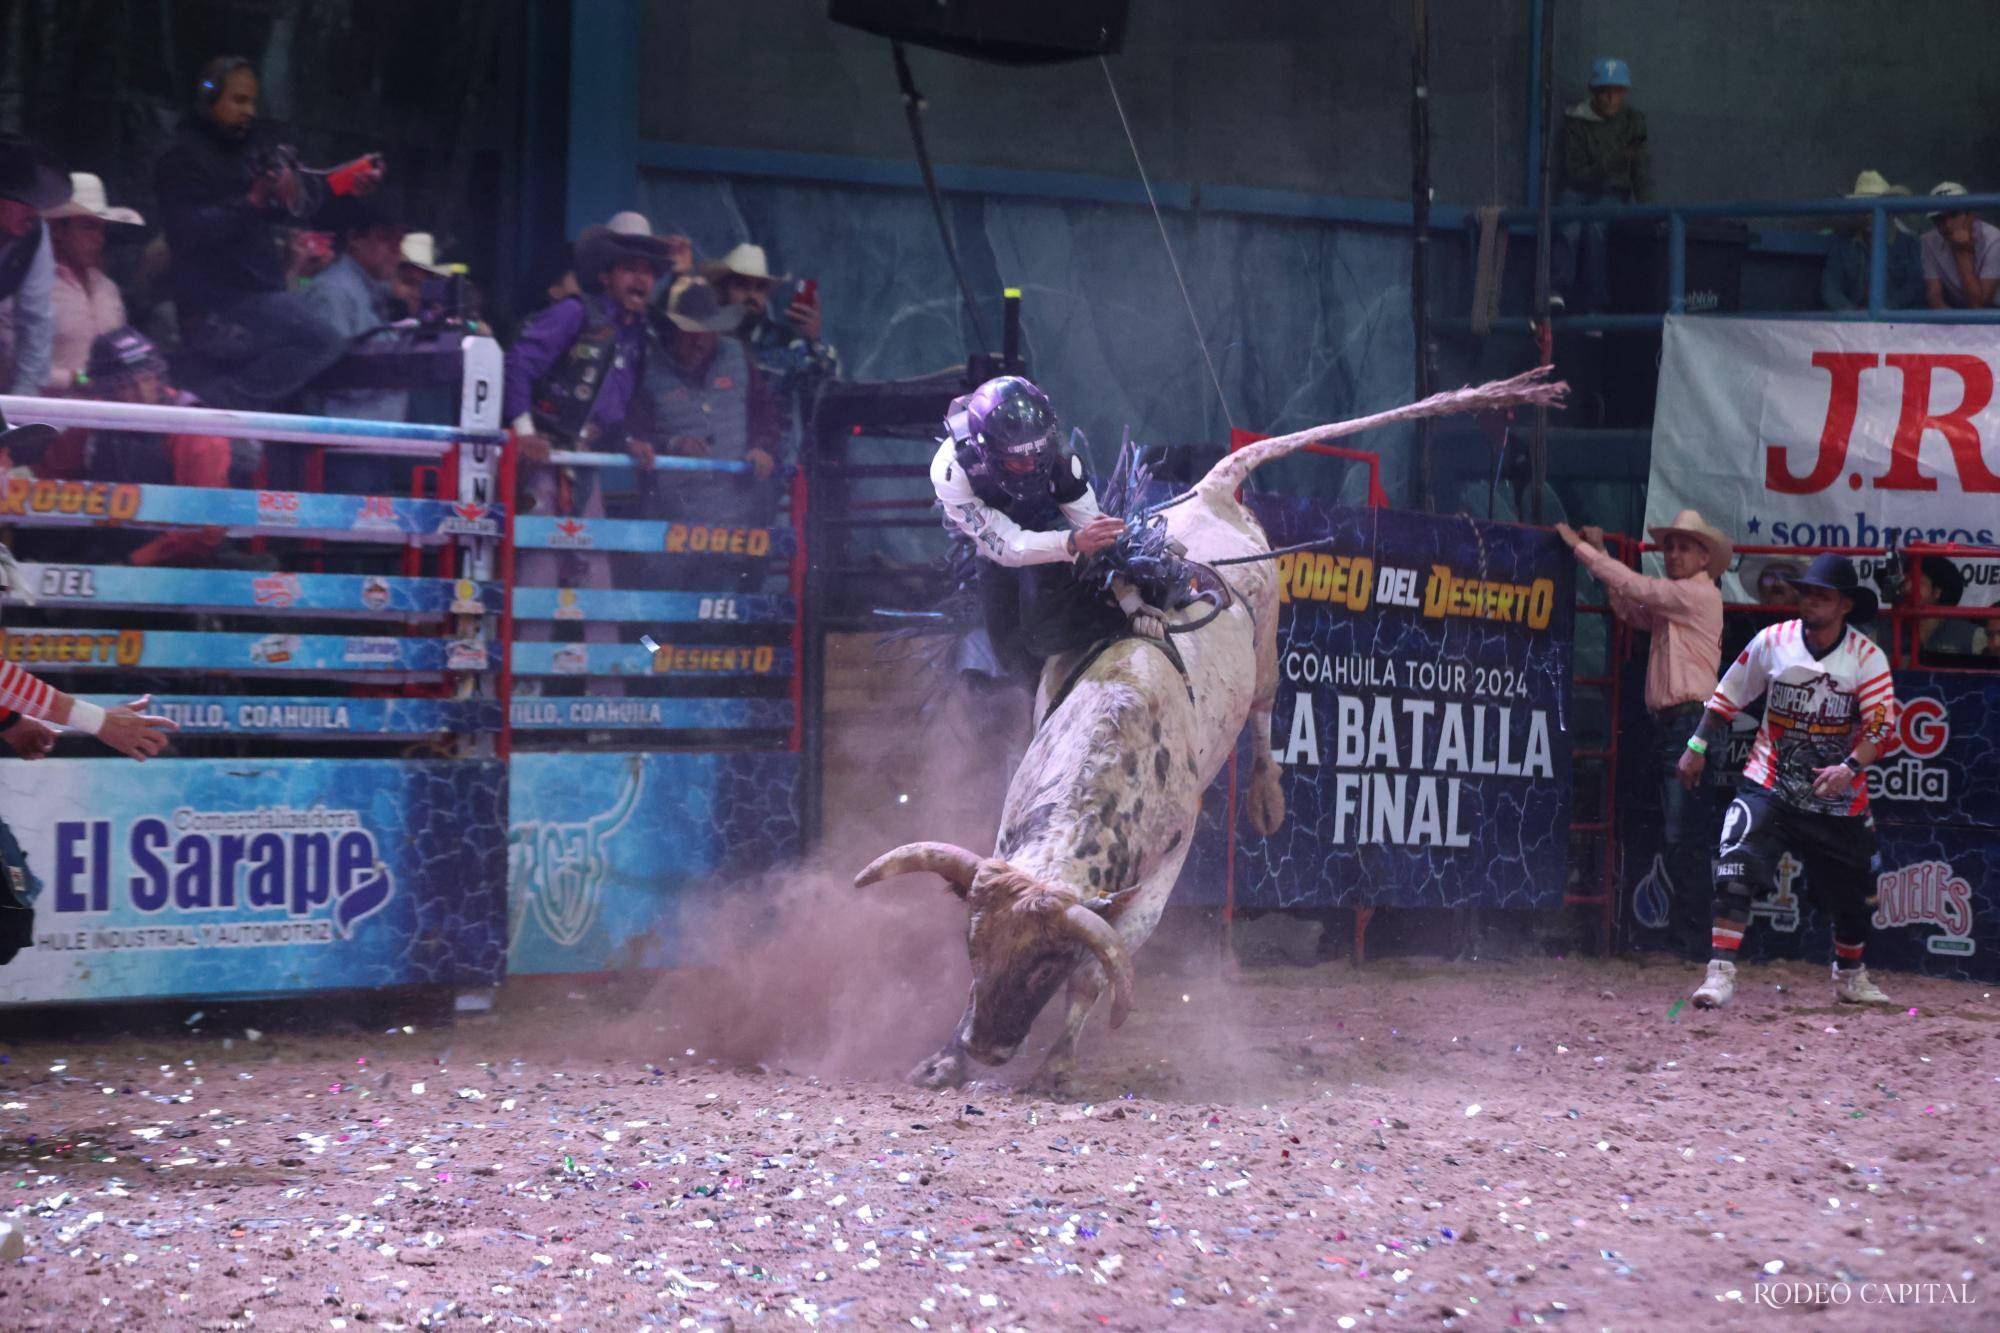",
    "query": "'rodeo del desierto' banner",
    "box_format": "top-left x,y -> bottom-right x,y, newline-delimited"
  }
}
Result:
1211,498 -> 1575,911
1649,315 -> 2000,604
